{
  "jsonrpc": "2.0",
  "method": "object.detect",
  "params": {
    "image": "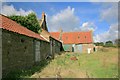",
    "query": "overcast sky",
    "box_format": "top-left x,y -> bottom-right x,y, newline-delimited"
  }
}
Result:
1,2 -> 119,42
